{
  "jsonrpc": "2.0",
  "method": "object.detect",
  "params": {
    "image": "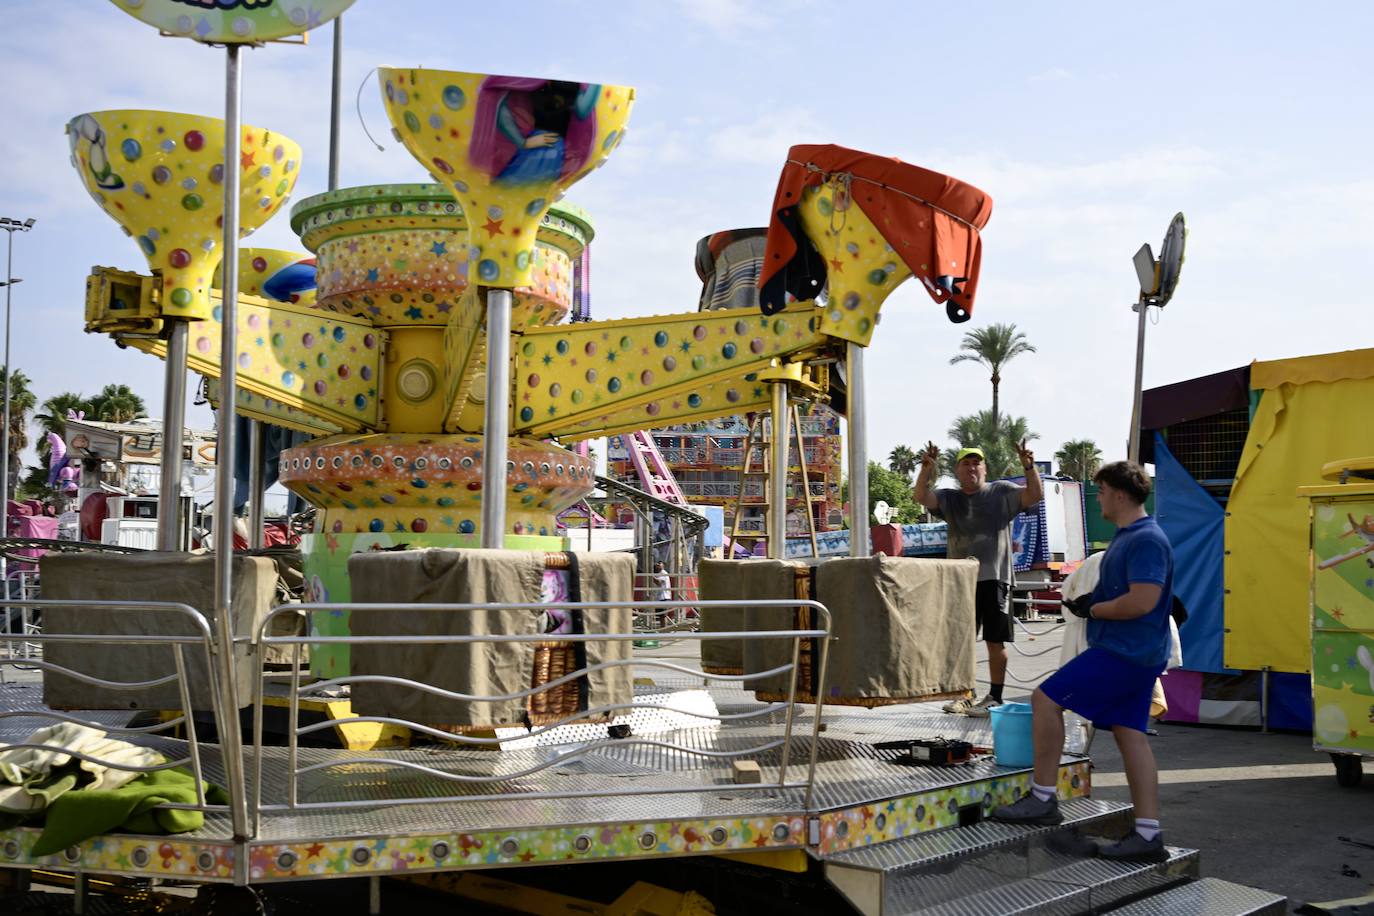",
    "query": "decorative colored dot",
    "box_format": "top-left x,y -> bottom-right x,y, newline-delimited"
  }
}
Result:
585,369 -> 598,383
527,373 -> 540,387
442,85 -> 466,110
816,196 -> 833,216
195,336 -> 211,353
238,353 -> 251,368
488,205 -> 504,220
302,333 -> 315,348
403,111 -> 421,133
360,365 -> 373,381
734,320 -> 748,335
584,341 -> 597,356
152,166 -> 172,185
332,327 -> 346,342
458,519 -> 476,534
282,371 -> 296,387
556,339 -> 569,355
477,259 -> 500,282
120,139 -> 141,162
212,305 -> 222,323
314,380 -> 327,396
181,193 -> 203,211
412,518 -> 428,533
523,342 -> 536,357
549,383 -> 562,397
184,130 -> 204,151
750,338 -> 765,354
526,197 -> 546,215
693,325 -> 707,340
772,319 -> 788,334
354,394 -> 368,410
662,356 -> 677,371
168,248 -> 191,269
654,331 -> 669,347
843,291 -> 861,310
619,336 -> 632,350
868,268 -> 887,285
431,157 -> 453,175
436,497 -> 455,508
520,406 -> 534,422
722,342 -> 737,359
170,288 -> 193,307
270,333 -> 285,348
641,370 -> 654,385
337,365 -> 351,379
570,389 -> 583,404
369,519 -> 385,533
209,163 -> 224,184
608,377 -> 622,393
692,355 -> 706,370
858,318 -> 872,334
515,250 -> 530,270
411,478 -> 428,489
428,113 -> 444,131
160,138 -> 176,153
688,393 -> 702,408
363,334 -> 376,349
646,402 -> 660,416
275,179 -> 290,196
